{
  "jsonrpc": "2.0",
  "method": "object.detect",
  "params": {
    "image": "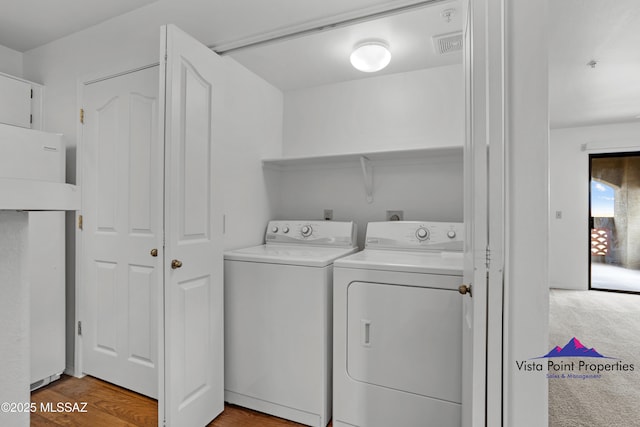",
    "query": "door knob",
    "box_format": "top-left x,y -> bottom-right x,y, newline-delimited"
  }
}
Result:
171,259 -> 183,269
150,248 -> 158,257
458,284 -> 472,297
